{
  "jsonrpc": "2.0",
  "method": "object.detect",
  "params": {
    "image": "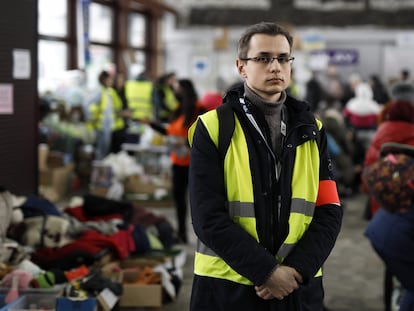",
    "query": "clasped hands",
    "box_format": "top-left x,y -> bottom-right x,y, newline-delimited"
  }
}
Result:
255,265 -> 303,301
